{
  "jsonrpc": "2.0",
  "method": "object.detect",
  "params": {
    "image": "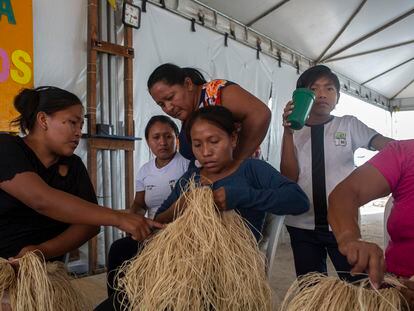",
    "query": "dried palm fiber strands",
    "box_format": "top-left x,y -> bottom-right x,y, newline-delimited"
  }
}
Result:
0,257 -> 15,308
280,272 -> 410,311
43,261 -> 92,311
116,181 -> 273,311
0,251 -> 91,311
